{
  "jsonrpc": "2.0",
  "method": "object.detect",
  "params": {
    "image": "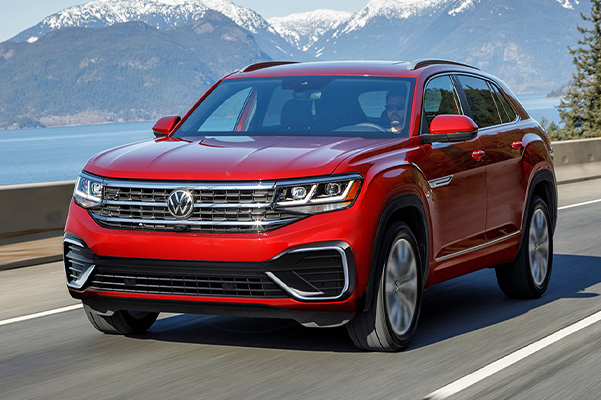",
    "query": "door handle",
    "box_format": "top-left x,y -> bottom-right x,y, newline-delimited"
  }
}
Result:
472,150 -> 485,161
512,141 -> 523,150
